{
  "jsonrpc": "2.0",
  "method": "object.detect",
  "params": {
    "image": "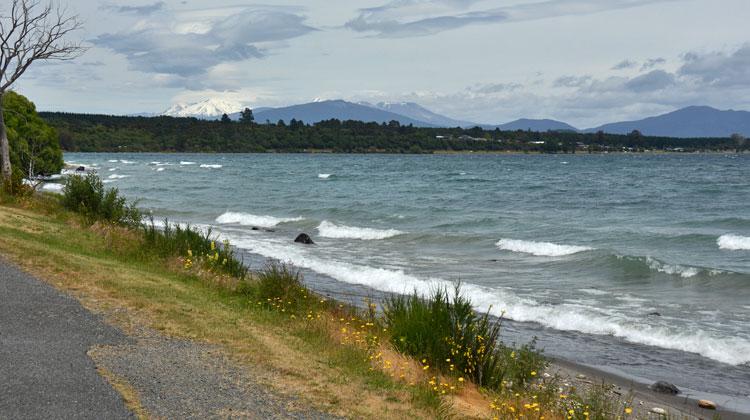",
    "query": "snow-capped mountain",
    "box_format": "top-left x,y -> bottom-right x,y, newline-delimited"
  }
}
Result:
162,98 -> 243,119
361,101 -> 477,127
